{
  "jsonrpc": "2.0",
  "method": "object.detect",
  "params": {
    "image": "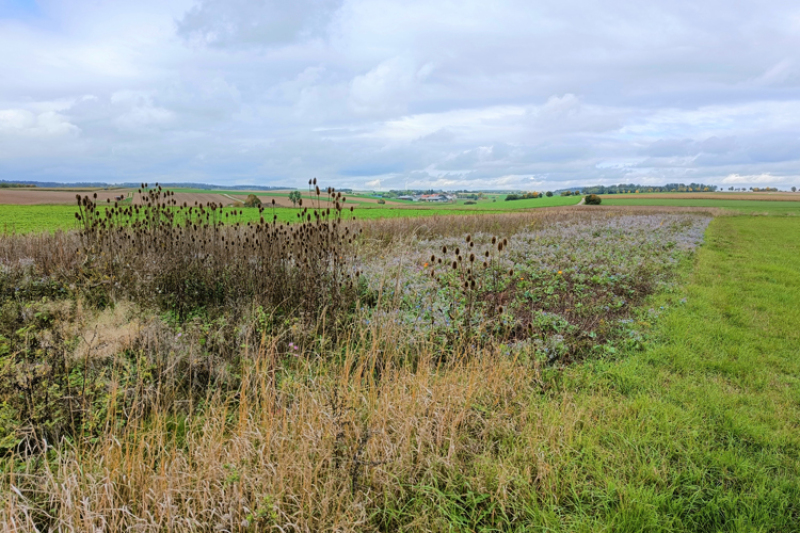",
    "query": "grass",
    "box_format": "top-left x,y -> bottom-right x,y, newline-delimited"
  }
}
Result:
532,215 -> 800,530
2,208 -> 799,530
600,196 -> 800,214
